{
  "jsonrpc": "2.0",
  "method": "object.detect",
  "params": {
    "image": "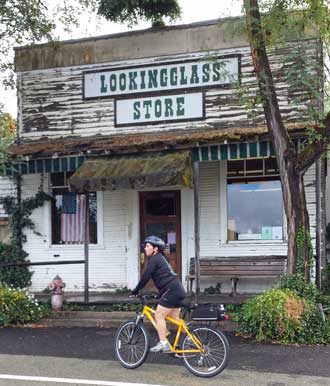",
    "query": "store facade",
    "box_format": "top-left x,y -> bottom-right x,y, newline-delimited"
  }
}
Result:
0,18 -> 326,294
